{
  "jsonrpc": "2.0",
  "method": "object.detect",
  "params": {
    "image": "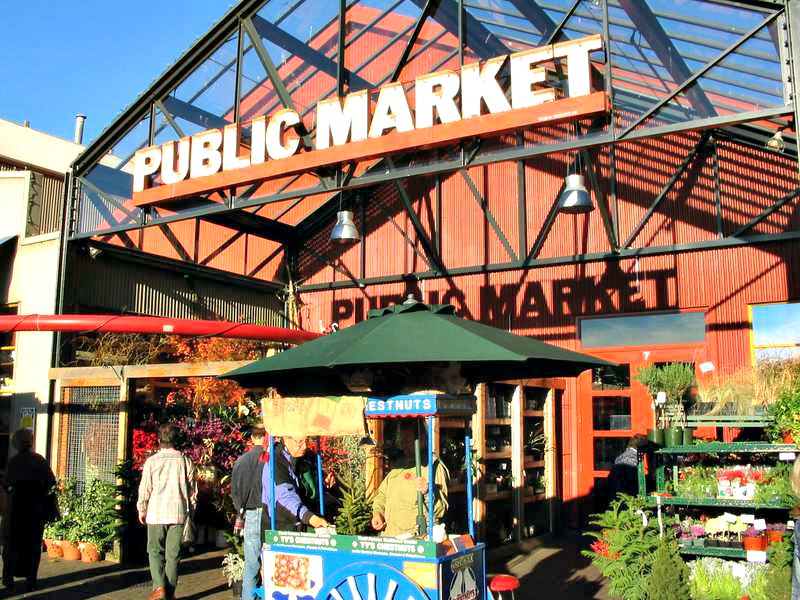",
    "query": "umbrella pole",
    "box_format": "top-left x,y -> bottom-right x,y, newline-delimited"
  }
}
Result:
427,416 -> 435,541
415,420 -> 426,537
